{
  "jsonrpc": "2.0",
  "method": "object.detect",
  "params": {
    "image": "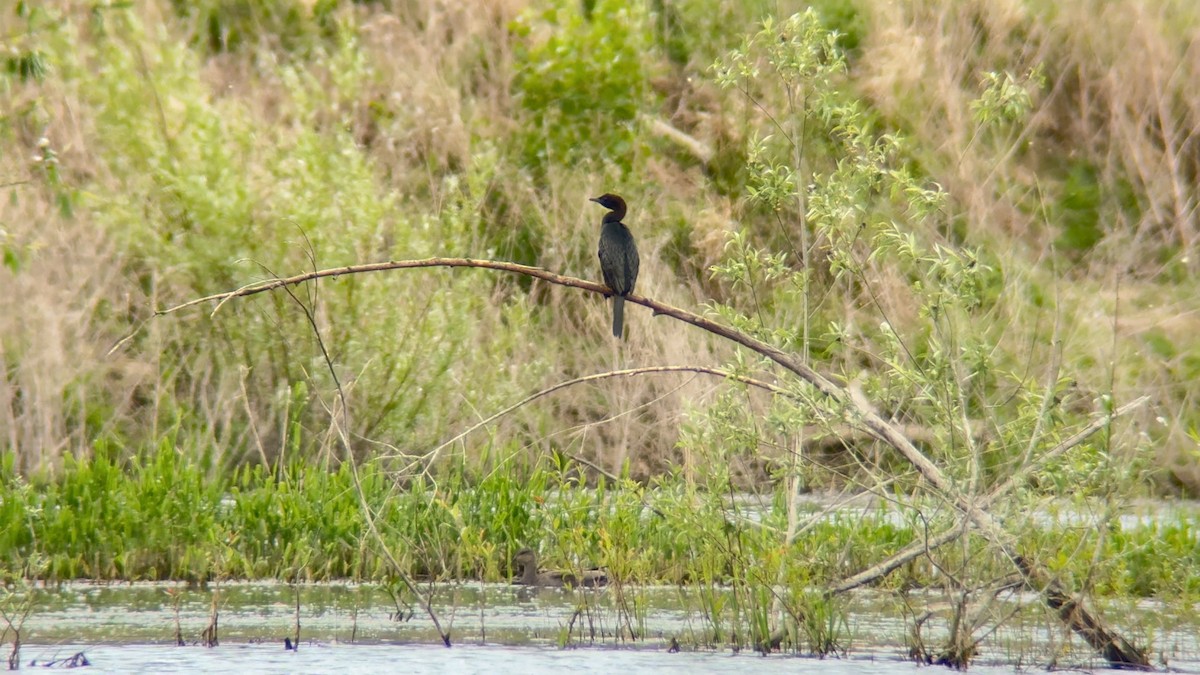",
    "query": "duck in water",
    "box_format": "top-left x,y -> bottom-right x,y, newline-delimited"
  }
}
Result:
511,548 -> 608,588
